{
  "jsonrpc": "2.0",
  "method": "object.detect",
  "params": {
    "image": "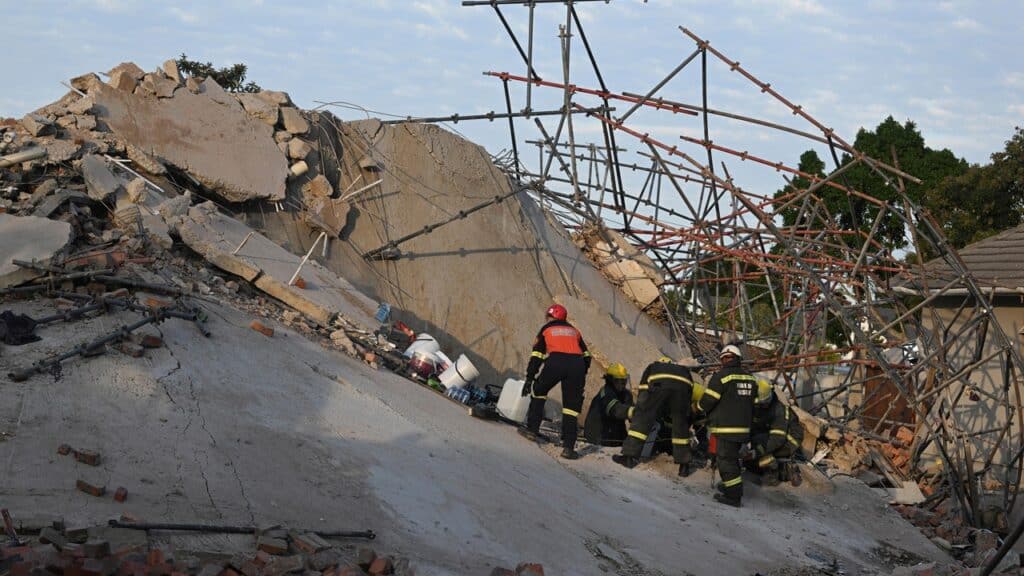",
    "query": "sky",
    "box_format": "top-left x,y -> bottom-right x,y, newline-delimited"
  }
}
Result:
3,0 -> 1022,203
